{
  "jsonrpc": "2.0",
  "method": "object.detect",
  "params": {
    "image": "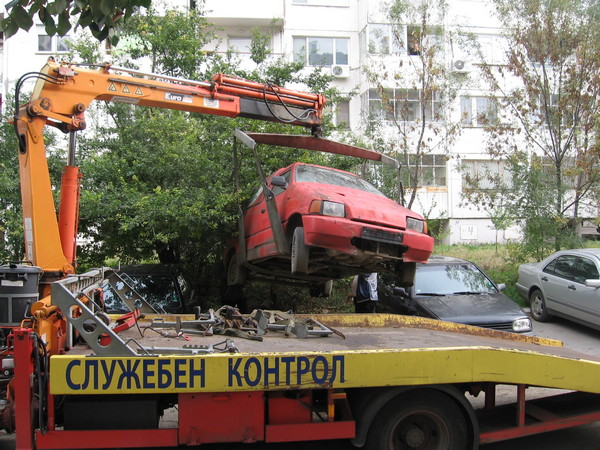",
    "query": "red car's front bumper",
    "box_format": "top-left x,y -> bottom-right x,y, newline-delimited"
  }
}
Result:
301,215 -> 433,263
